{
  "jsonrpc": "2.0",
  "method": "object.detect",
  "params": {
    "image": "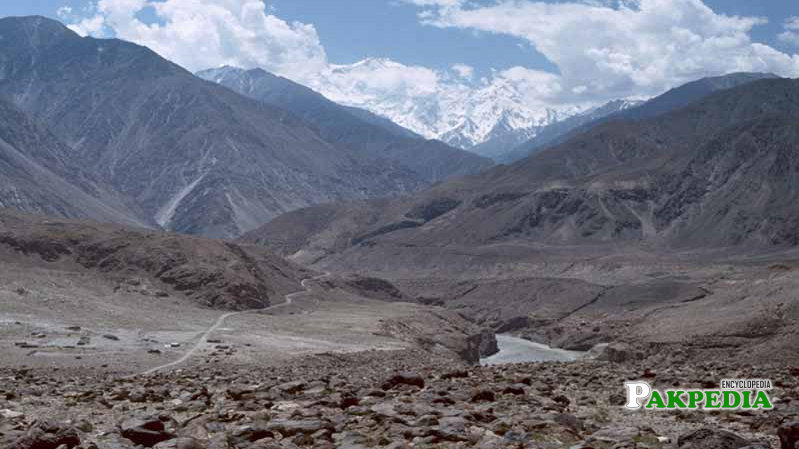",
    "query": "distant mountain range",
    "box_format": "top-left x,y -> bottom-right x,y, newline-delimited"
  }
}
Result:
197,62 -> 646,164
315,58 -> 585,158
0,16 -> 489,239
196,66 -> 492,183
0,15 -> 788,250
244,74 -> 798,256
315,60 -> 780,164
